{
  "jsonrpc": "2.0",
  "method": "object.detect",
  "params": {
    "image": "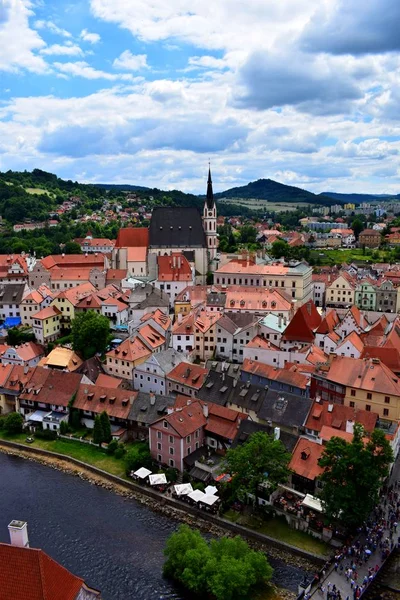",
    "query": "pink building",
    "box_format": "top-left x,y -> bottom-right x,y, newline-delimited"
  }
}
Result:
149,401 -> 206,470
